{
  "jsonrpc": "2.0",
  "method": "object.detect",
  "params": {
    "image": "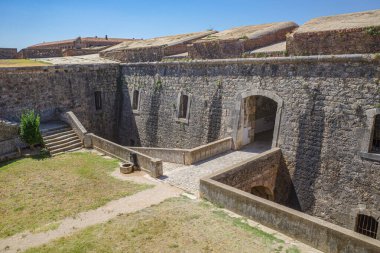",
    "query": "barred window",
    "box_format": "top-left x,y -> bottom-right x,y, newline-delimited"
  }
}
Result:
355,214 -> 378,239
